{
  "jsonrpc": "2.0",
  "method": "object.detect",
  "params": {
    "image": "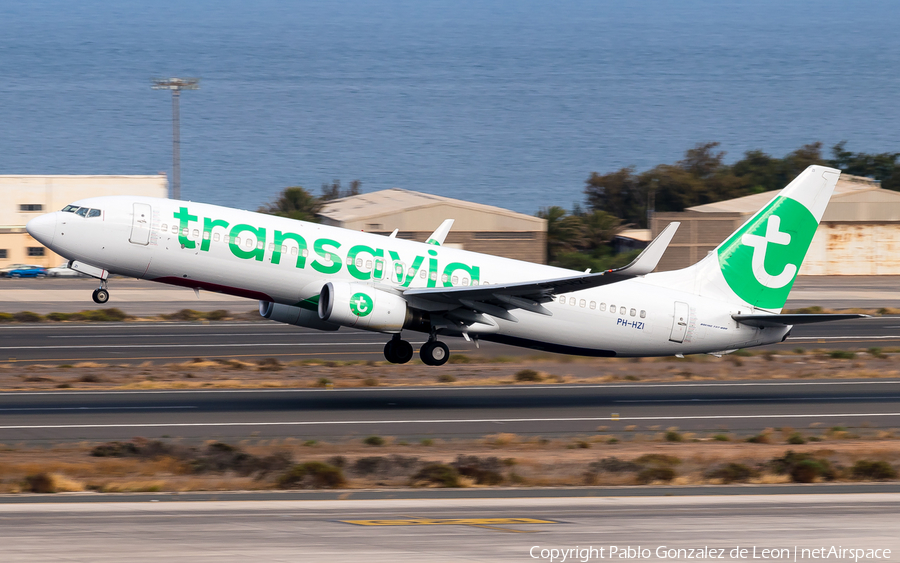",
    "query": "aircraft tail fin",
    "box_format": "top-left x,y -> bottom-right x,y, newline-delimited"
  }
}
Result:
658,165 -> 841,312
